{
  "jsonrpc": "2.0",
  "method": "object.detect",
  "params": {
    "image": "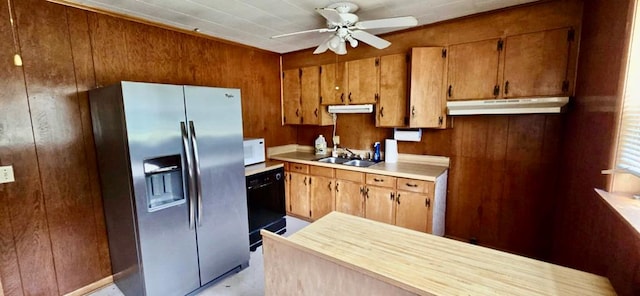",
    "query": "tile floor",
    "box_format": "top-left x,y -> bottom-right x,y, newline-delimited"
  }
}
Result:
89,216 -> 309,296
